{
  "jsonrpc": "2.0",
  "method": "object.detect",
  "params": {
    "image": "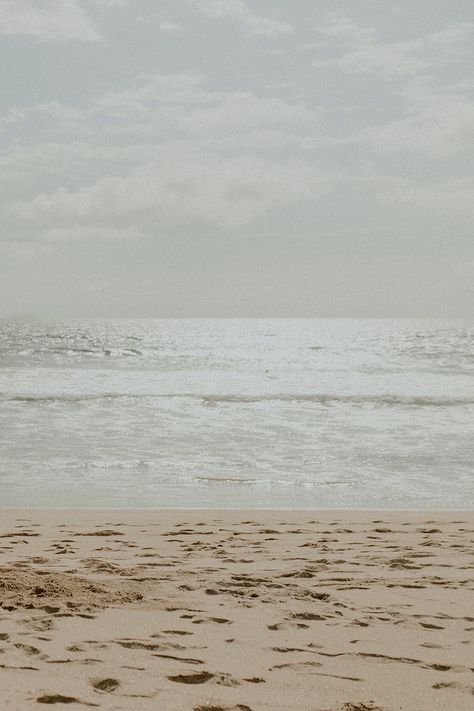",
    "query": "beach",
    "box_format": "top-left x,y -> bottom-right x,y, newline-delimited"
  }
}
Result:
3,0 -> 473,707
0,509 -> 472,710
